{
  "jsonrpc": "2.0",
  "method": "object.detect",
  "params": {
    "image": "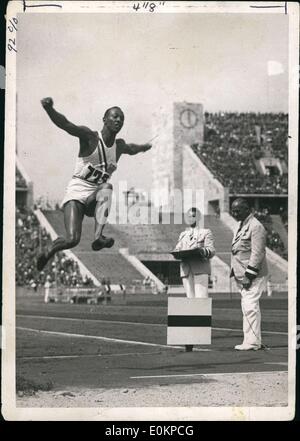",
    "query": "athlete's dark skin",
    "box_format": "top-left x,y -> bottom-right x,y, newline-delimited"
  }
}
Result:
37,97 -> 151,270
